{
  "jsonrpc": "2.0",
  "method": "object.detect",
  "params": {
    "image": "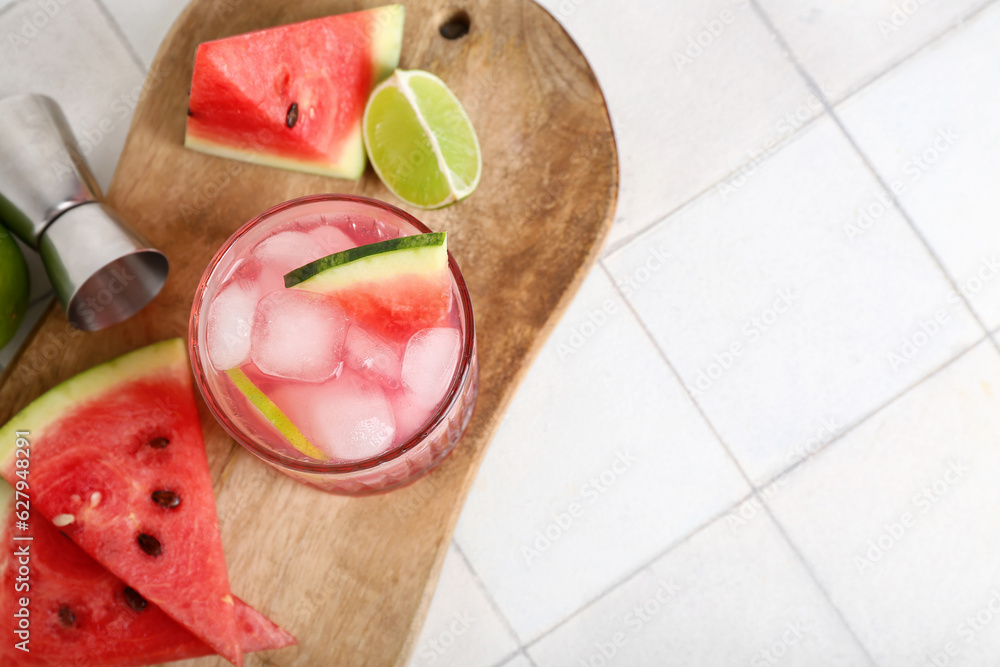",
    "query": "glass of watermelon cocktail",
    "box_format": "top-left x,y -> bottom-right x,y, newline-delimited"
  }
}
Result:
189,194 -> 477,495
